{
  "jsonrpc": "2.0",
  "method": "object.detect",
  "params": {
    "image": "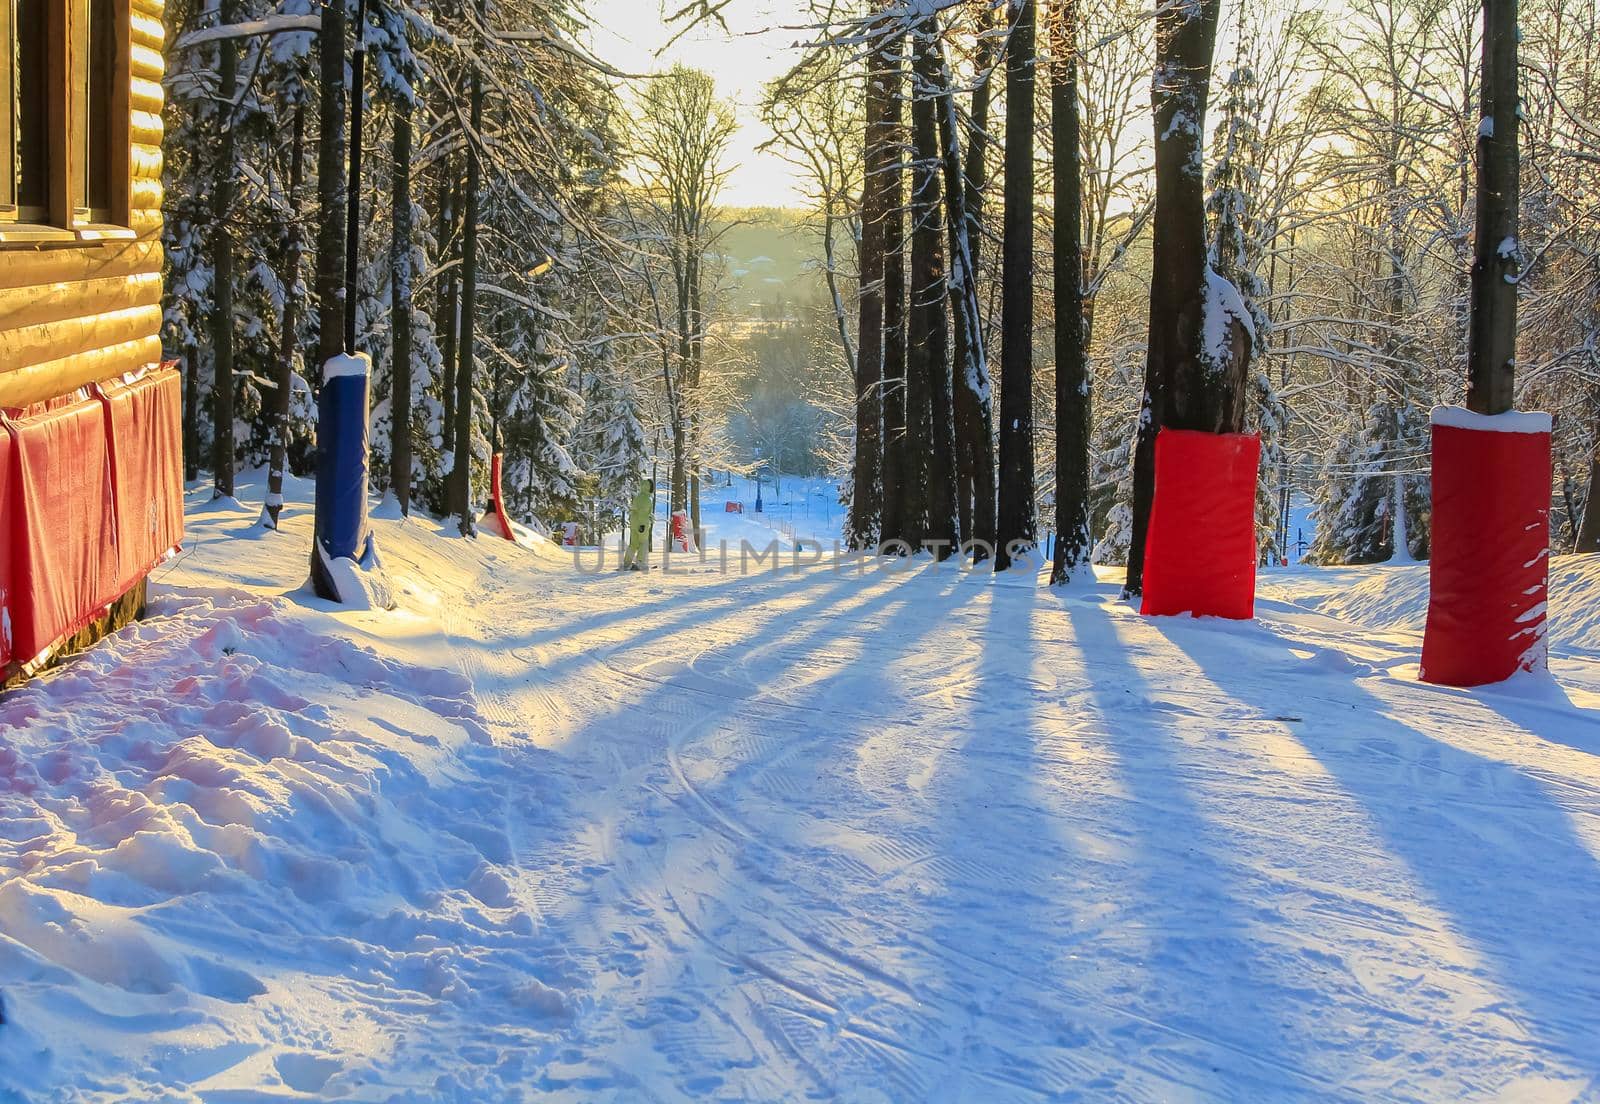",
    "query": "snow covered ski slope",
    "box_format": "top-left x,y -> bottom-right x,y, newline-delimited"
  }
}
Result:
3,476 -> 1600,1101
